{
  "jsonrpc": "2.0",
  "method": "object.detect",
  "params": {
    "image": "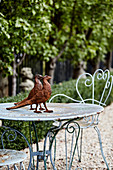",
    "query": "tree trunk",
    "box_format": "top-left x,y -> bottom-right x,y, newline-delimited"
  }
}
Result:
106,51 -> 112,70
0,73 -> 9,97
44,1 -> 76,84
92,58 -> 100,74
45,58 -> 56,85
45,39 -> 68,85
12,56 -> 17,96
11,53 -> 26,96
72,61 -> 86,79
